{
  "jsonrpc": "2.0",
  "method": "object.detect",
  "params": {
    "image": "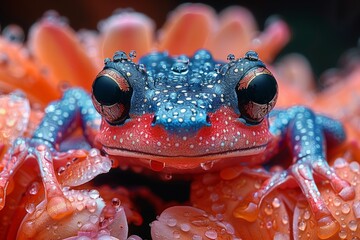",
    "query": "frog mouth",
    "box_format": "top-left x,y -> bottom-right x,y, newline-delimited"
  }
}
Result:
102,144 -> 267,160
